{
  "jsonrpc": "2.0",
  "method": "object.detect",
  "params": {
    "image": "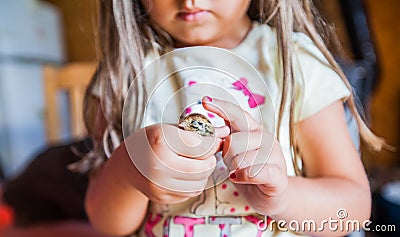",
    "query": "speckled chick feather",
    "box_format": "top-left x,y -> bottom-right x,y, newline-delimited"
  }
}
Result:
179,113 -> 215,136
